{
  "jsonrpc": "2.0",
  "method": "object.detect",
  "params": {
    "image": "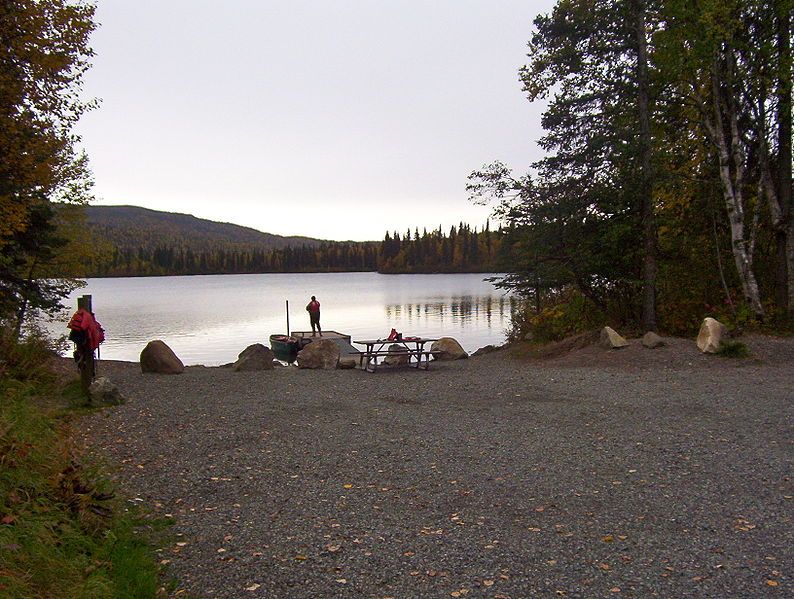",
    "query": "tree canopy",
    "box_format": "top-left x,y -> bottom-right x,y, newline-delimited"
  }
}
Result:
470,0 -> 792,337
0,0 -> 97,333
